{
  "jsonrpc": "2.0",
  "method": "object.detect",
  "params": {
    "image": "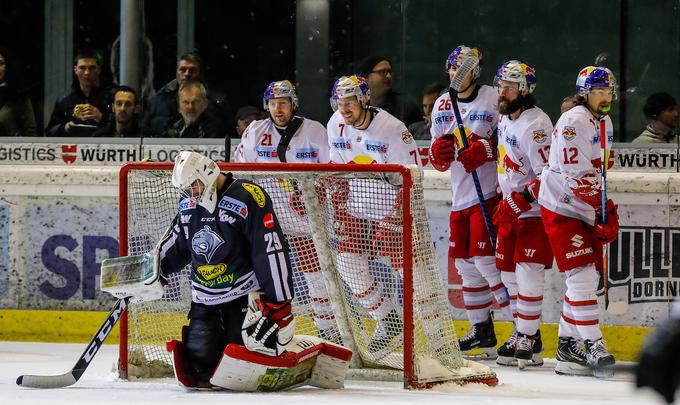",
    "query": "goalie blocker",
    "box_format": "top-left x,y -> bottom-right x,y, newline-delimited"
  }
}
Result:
167,334 -> 352,391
